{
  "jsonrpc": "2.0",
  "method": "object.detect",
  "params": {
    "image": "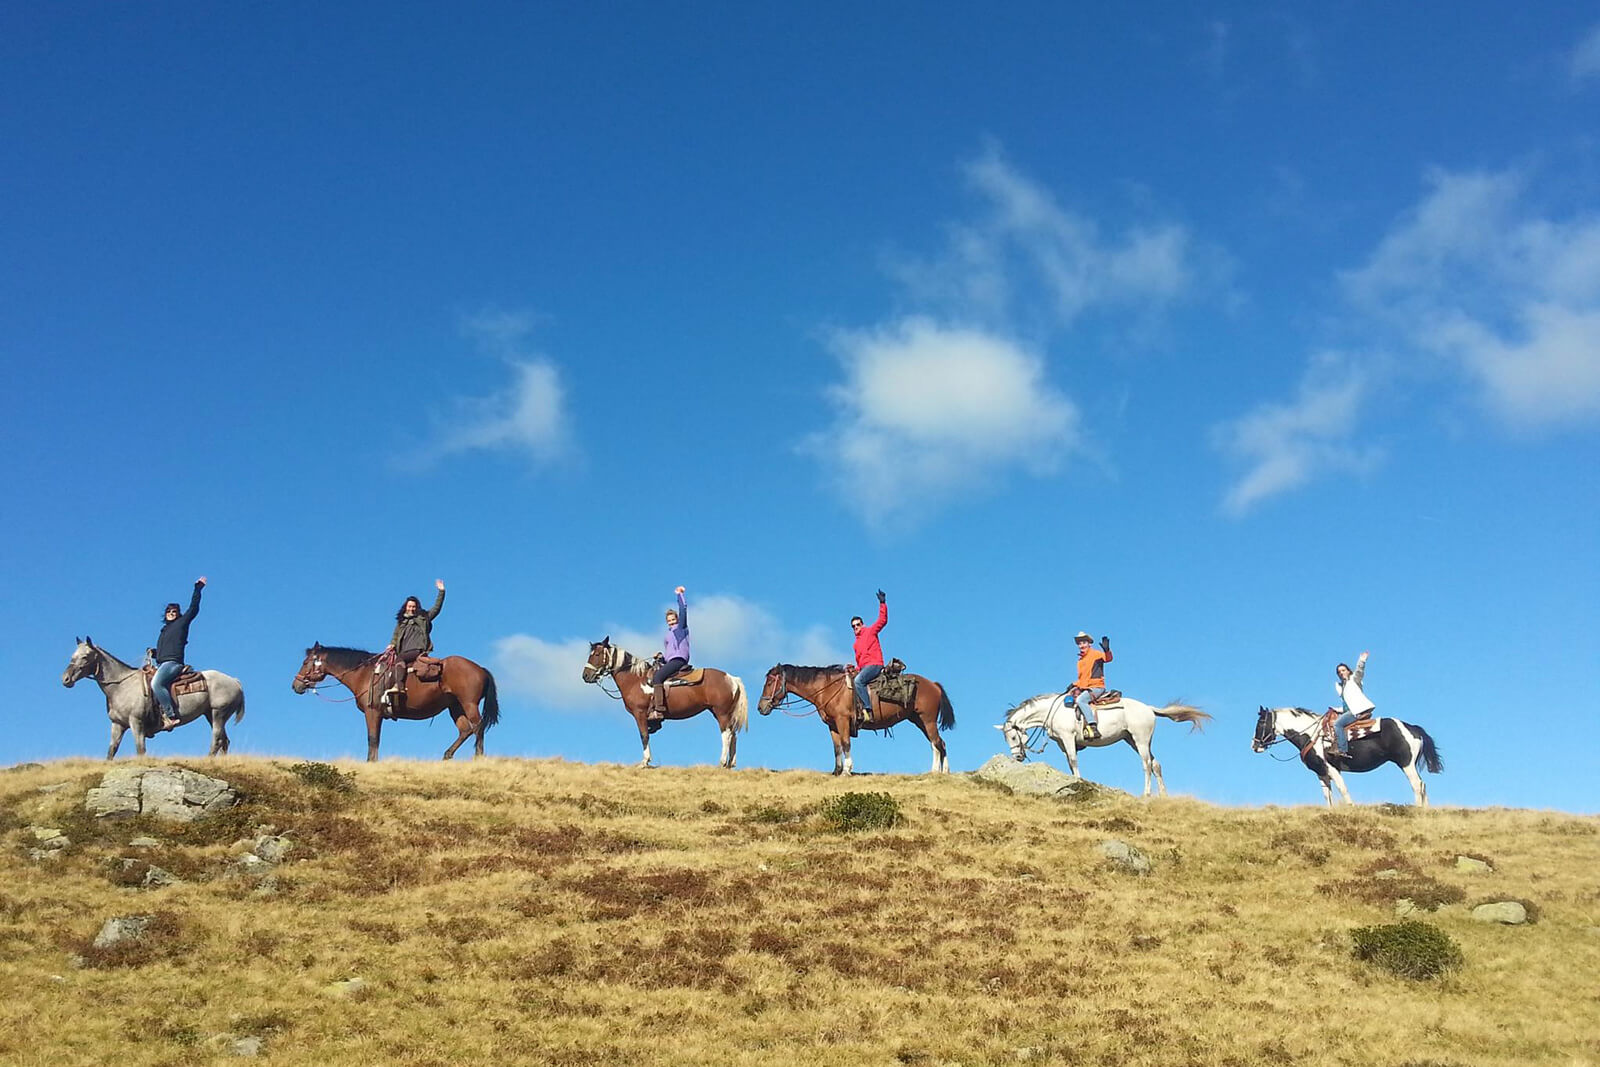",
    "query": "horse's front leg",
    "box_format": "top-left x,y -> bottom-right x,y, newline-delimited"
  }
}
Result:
635,711 -> 654,768
107,721 -> 126,761
829,721 -> 847,775
365,707 -> 382,762
132,720 -> 148,757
